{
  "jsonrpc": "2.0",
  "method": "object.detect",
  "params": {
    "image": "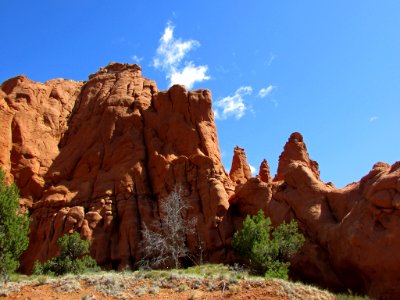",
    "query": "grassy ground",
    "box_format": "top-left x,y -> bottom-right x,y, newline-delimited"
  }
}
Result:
1,264 -> 368,300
